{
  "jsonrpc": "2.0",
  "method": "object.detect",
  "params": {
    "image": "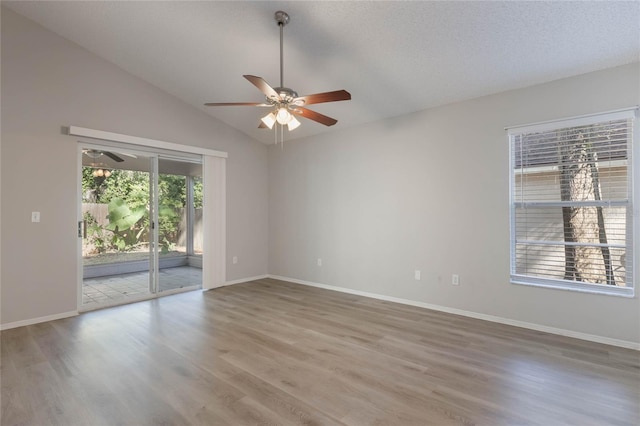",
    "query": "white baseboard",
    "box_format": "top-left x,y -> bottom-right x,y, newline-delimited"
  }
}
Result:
1,311 -> 78,331
224,274 -> 270,286
268,275 -> 640,351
